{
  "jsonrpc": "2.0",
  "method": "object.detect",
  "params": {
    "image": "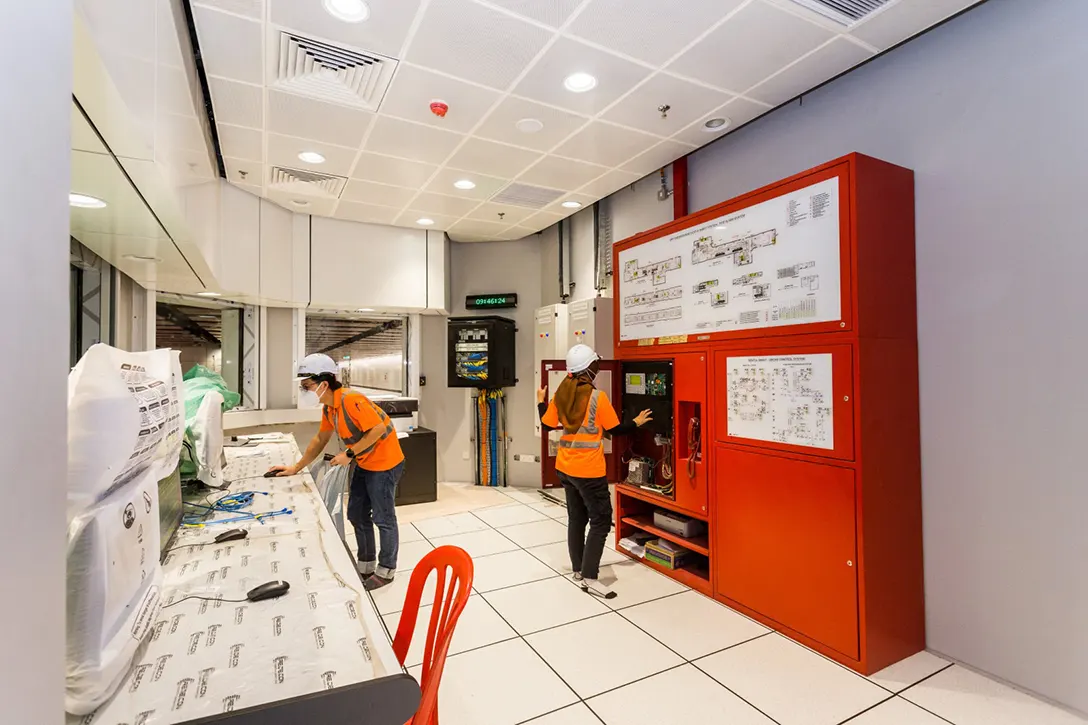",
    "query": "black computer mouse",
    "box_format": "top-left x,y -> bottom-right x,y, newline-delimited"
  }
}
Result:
214,529 -> 248,543
263,471 -> 279,478
247,580 -> 290,602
